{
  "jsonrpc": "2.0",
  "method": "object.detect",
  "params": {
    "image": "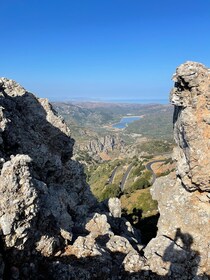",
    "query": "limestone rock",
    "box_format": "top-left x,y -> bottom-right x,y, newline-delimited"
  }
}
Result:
83,134 -> 125,157
106,235 -> 133,254
108,197 -> 122,218
0,155 -> 38,247
170,62 -> 210,191
79,134 -> 125,160
144,175 -> 210,277
123,250 -> 145,273
85,213 -> 112,238
0,77 -> 142,279
63,235 -> 102,258
0,78 -> 100,265
143,62 -> 210,279
1,62 -> 209,279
